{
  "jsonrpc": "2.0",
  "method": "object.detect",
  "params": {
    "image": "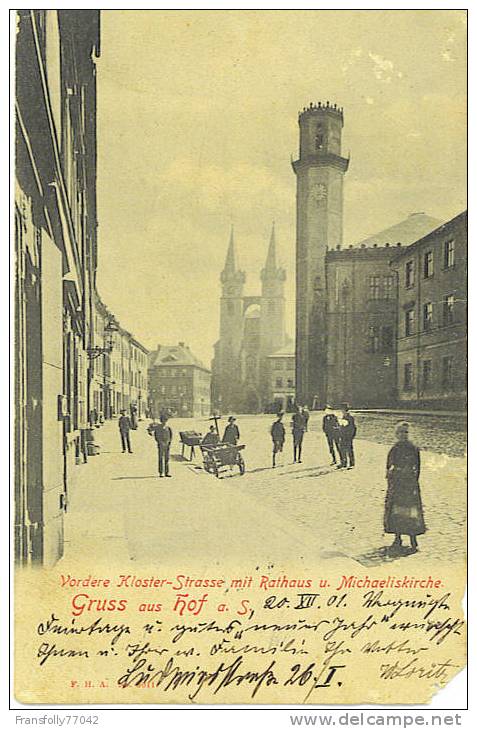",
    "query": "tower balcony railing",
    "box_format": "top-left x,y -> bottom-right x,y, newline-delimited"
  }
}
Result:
291,151 -> 350,173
